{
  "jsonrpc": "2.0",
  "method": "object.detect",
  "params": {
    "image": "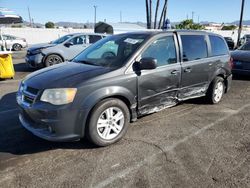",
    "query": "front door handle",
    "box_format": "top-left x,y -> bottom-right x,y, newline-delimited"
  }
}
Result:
184,67 -> 192,73
171,70 -> 179,75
